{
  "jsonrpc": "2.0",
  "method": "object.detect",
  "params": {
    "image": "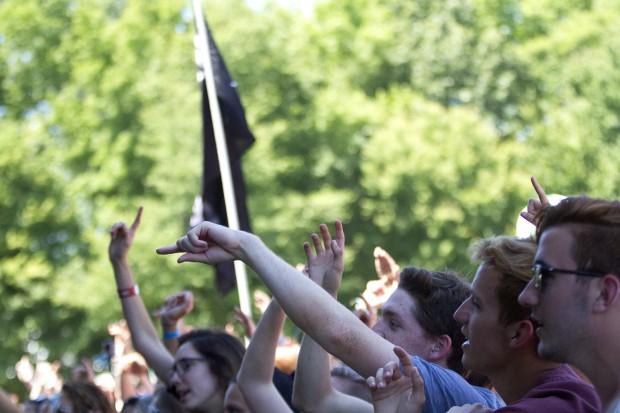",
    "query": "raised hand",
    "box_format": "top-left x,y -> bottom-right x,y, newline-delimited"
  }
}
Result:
373,246 -> 400,282
360,246 -> 400,312
109,207 -> 143,263
233,306 -> 256,338
520,176 -> 550,225
153,291 -> 194,326
156,221 -> 243,264
303,221 -> 345,296
253,289 -> 271,315
367,346 -> 425,413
